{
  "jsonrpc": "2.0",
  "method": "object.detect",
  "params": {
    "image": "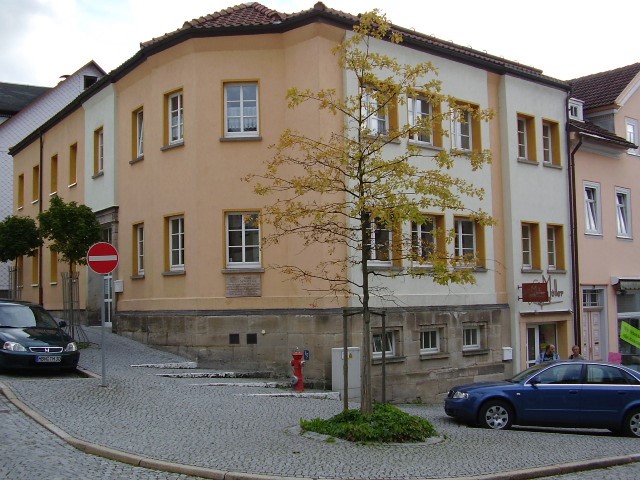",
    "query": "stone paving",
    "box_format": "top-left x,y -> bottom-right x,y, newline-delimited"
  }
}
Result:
1,326 -> 640,480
